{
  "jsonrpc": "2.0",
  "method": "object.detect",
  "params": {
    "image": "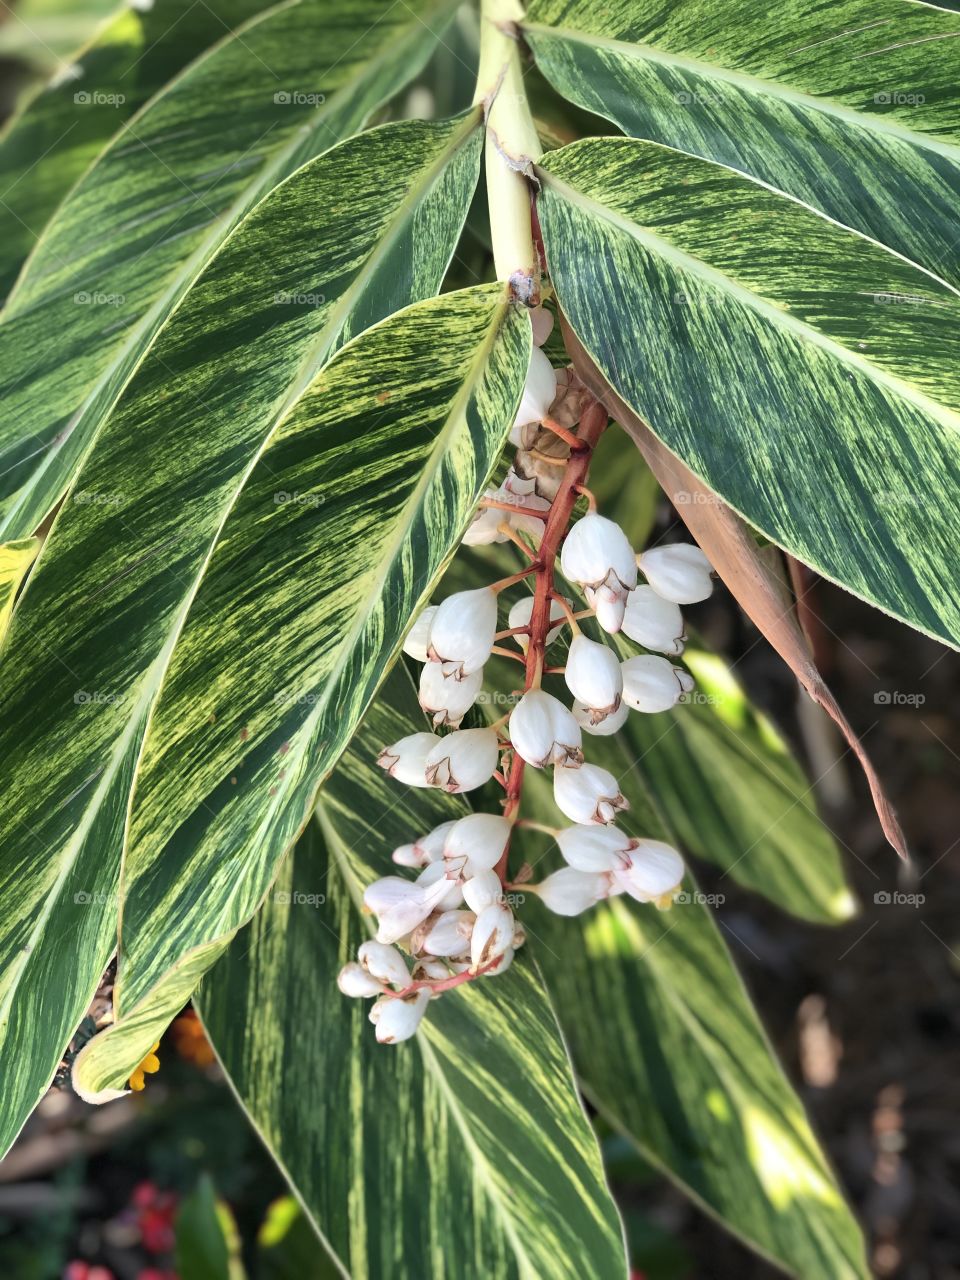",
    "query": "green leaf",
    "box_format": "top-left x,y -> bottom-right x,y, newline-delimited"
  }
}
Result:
196,671 -> 627,1280
0,0 -> 457,538
514,730 -> 867,1278
70,282 -> 529,1099
0,0 -> 278,297
537,137 -> 960,647
619,645 -> 856,924
176,1174 -> 246,1280
523,0 -> 960,285
0,114 -> 481,1155
0,537 -> 38,645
